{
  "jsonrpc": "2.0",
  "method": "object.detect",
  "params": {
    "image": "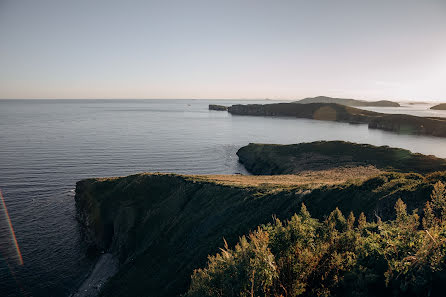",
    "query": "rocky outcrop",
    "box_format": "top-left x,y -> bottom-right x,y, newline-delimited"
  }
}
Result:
208,104 -> 228,111
75,174 -> 304,297
294,96 -> 400,107
431,103 -> 446,110
227,102 -> 446,138
236,141 -> 446,175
